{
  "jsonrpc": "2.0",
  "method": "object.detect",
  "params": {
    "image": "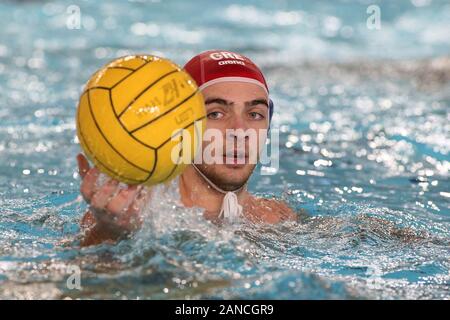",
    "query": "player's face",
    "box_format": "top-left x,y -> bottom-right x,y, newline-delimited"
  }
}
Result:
195,81 -> 269,191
